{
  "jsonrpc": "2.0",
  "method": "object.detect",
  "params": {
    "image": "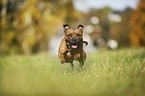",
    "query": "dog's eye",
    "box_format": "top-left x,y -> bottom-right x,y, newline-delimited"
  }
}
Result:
67,34 -> 72,37
77,33 -> 82,37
